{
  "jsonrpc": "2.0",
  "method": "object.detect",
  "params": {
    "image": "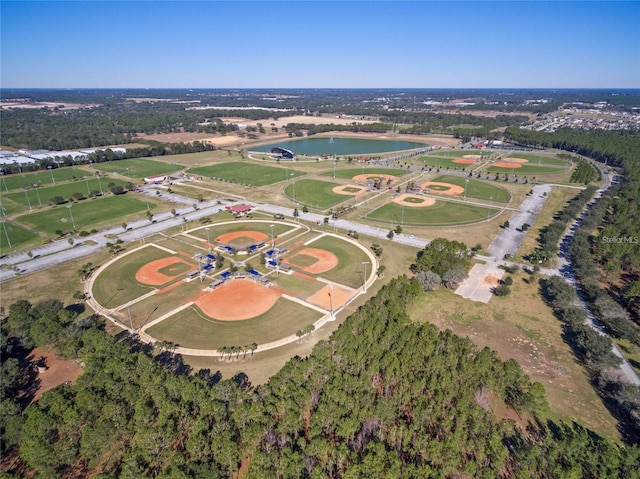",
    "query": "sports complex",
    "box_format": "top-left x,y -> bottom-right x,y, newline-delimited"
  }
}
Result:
87,220 -> 377,355
3,137 -> 575,359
